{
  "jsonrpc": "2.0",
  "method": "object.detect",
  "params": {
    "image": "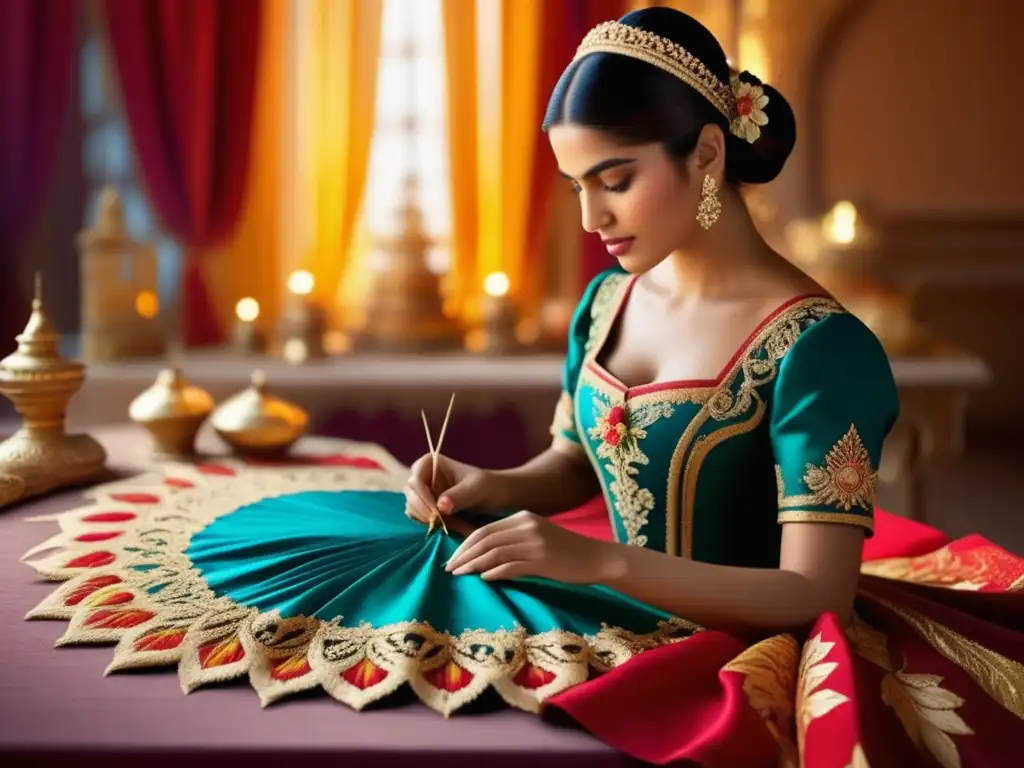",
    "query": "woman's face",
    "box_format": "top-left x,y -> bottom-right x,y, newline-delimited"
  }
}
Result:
547,124 -> 699,274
